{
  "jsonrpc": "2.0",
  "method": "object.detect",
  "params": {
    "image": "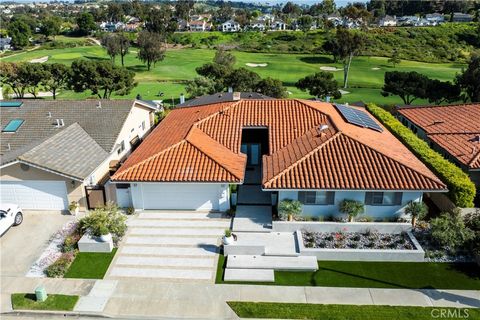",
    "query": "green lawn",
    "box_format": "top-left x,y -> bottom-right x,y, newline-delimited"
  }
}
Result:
227,302 -> 480,320
217,256 -> 480,290
11,293 -> 79,311
1,44 -> 462,105
64,248 -> 117,279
